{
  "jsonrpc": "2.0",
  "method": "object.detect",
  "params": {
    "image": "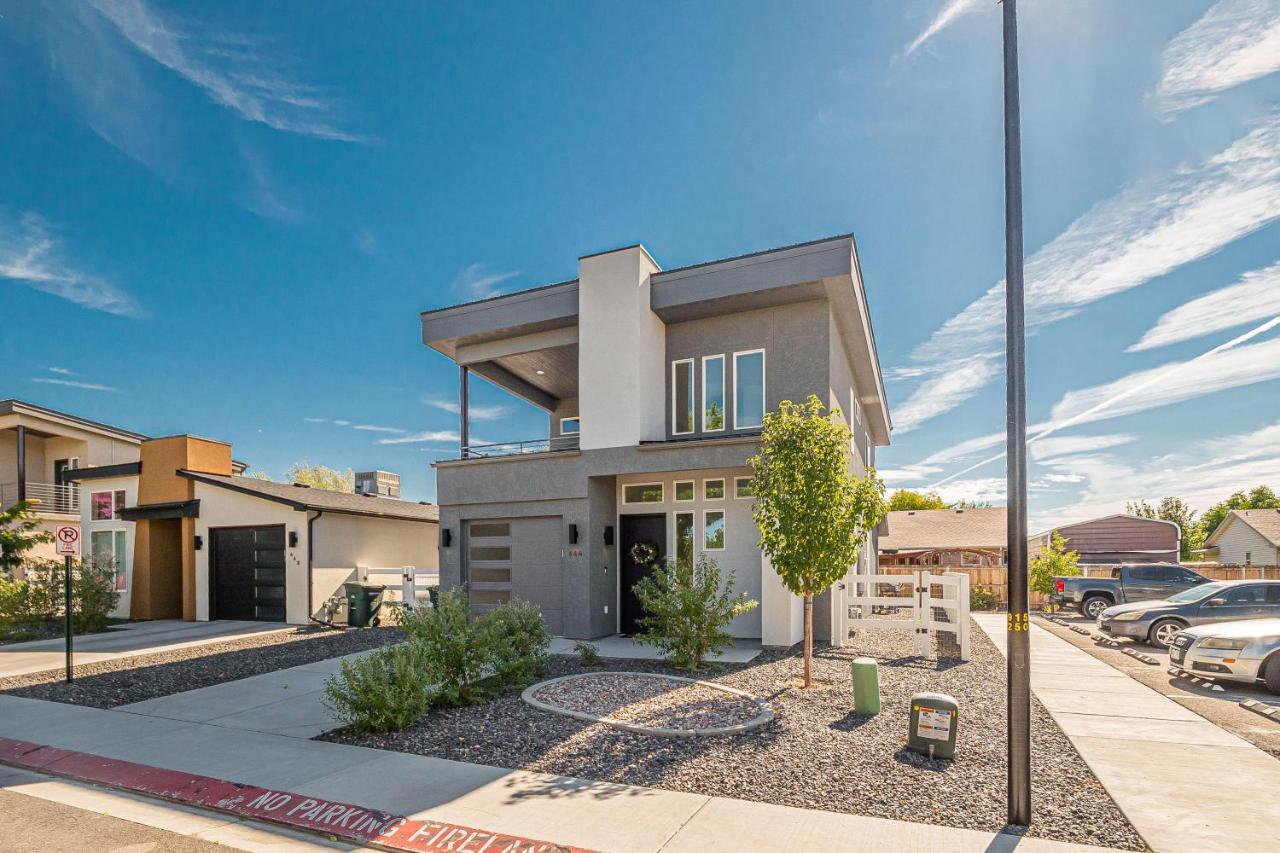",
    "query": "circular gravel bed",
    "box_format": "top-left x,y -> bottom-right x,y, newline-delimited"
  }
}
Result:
324,623 -> 1144,850
0,626 -> 402,708
524,672 -> 773,736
